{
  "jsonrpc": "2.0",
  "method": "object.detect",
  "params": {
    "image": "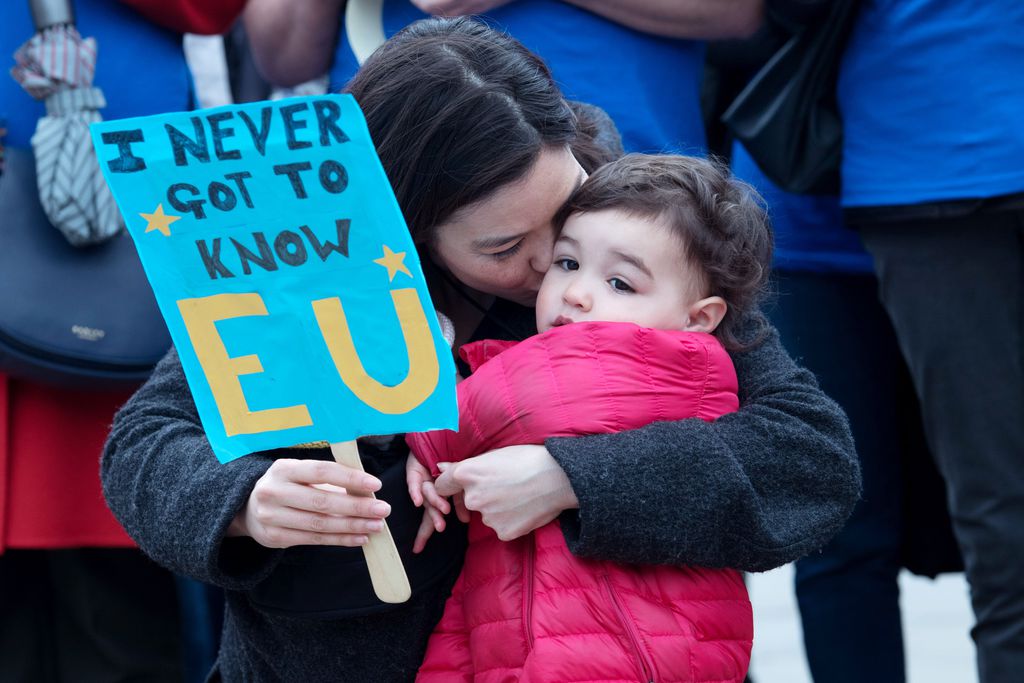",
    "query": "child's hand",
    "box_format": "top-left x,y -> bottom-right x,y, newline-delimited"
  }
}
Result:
406,454 -> 453,514
406,453 -> 431,507
413,497 -> 447,554
406,453 -> 452,553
